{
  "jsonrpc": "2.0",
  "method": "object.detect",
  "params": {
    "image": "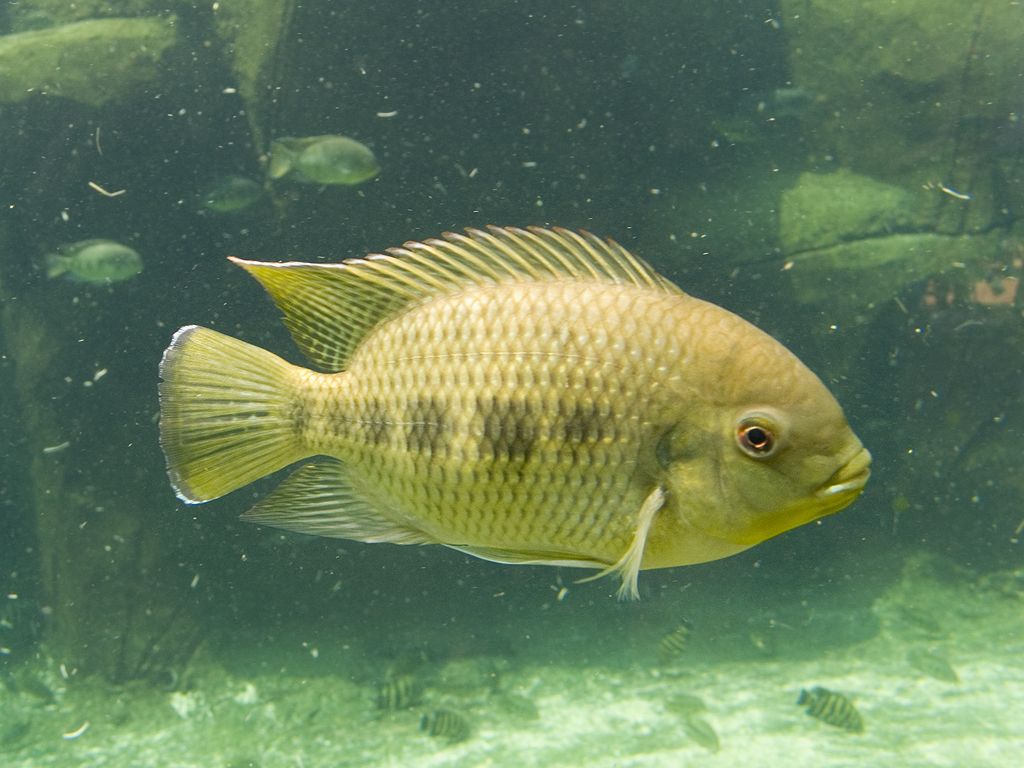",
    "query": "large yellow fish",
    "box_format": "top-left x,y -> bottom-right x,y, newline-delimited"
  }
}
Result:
158,226 -> 870,598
